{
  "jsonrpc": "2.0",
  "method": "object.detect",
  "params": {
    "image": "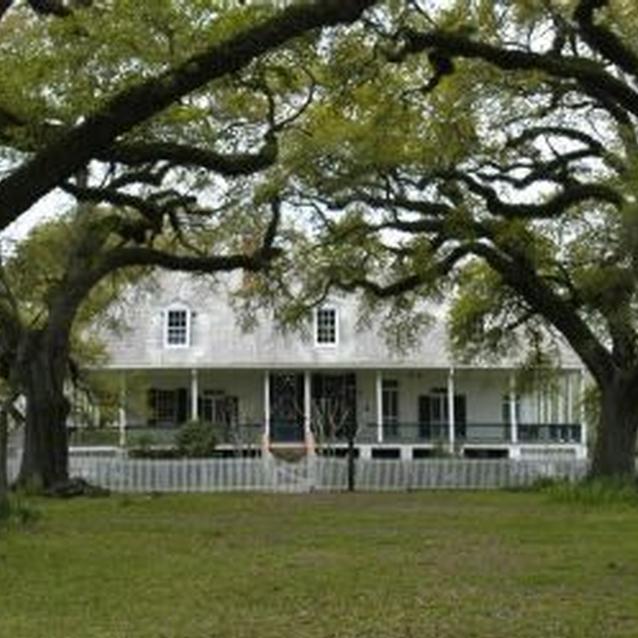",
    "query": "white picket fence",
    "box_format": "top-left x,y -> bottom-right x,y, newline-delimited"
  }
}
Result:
6,456 -> 589,492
